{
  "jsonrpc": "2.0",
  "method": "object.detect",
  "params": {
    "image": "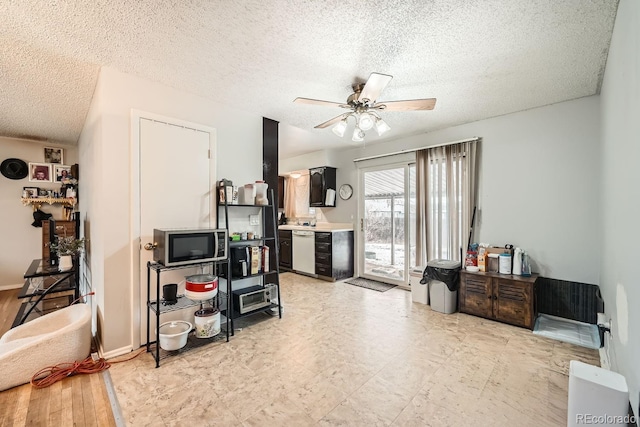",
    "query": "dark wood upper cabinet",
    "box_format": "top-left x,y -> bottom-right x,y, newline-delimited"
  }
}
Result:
309,166 -> 336,207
